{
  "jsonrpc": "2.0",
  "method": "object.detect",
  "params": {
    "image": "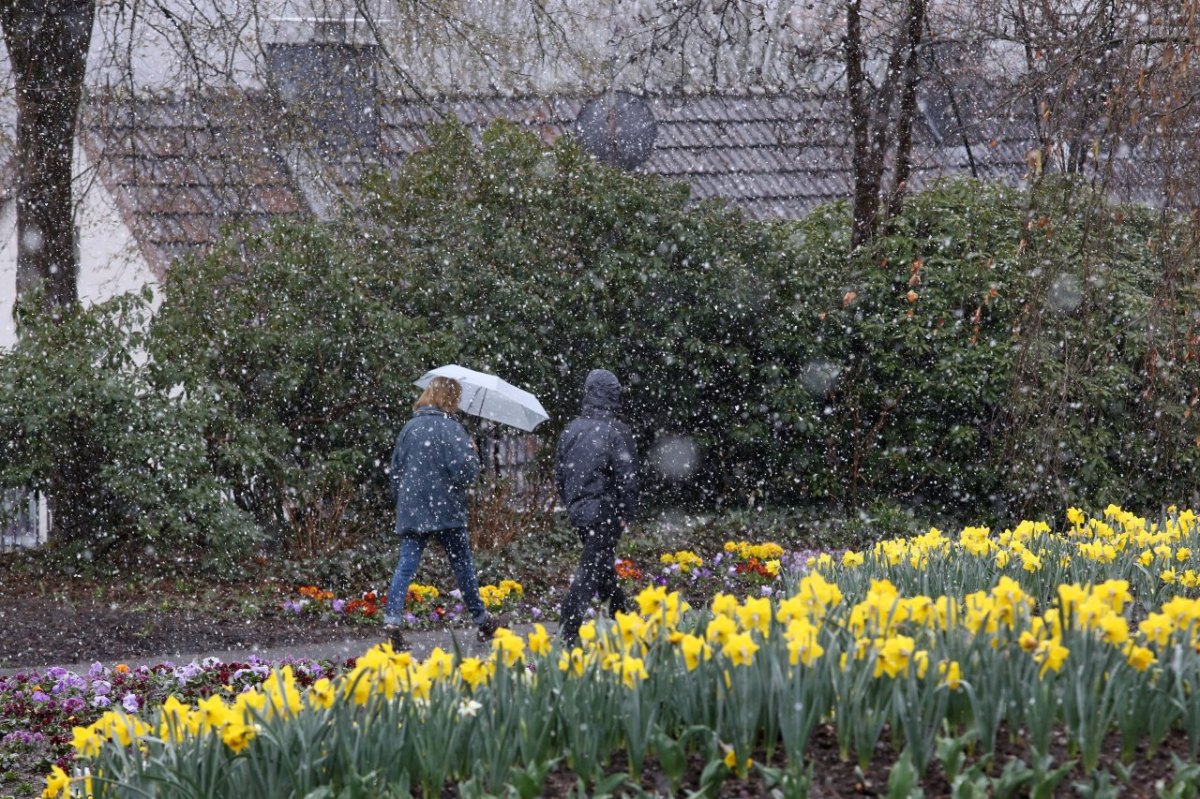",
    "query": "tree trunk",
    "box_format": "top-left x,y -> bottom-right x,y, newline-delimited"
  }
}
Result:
1,0 -> 97,542
845,0 -> 927,249
845,0 -> 881,250
0,0 -> 95,319
885,0 -> 927,221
